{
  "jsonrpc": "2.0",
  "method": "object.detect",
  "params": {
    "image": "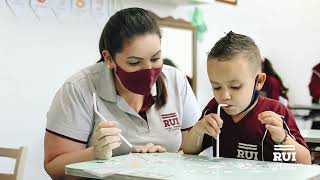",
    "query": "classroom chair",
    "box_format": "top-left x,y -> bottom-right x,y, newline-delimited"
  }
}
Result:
0,146 -> 27,180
